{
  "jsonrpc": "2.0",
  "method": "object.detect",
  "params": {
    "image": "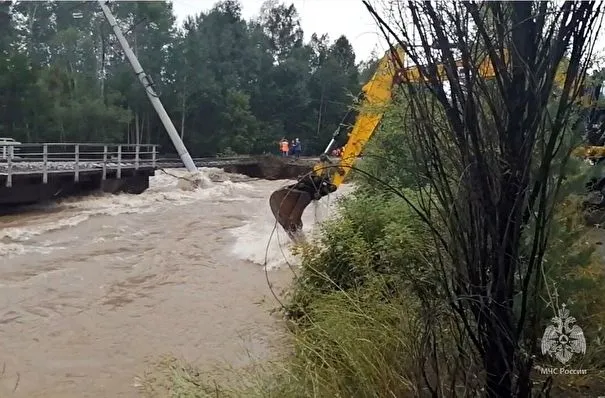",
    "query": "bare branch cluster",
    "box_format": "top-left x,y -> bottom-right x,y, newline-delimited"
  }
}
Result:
362,1 -> 603,396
